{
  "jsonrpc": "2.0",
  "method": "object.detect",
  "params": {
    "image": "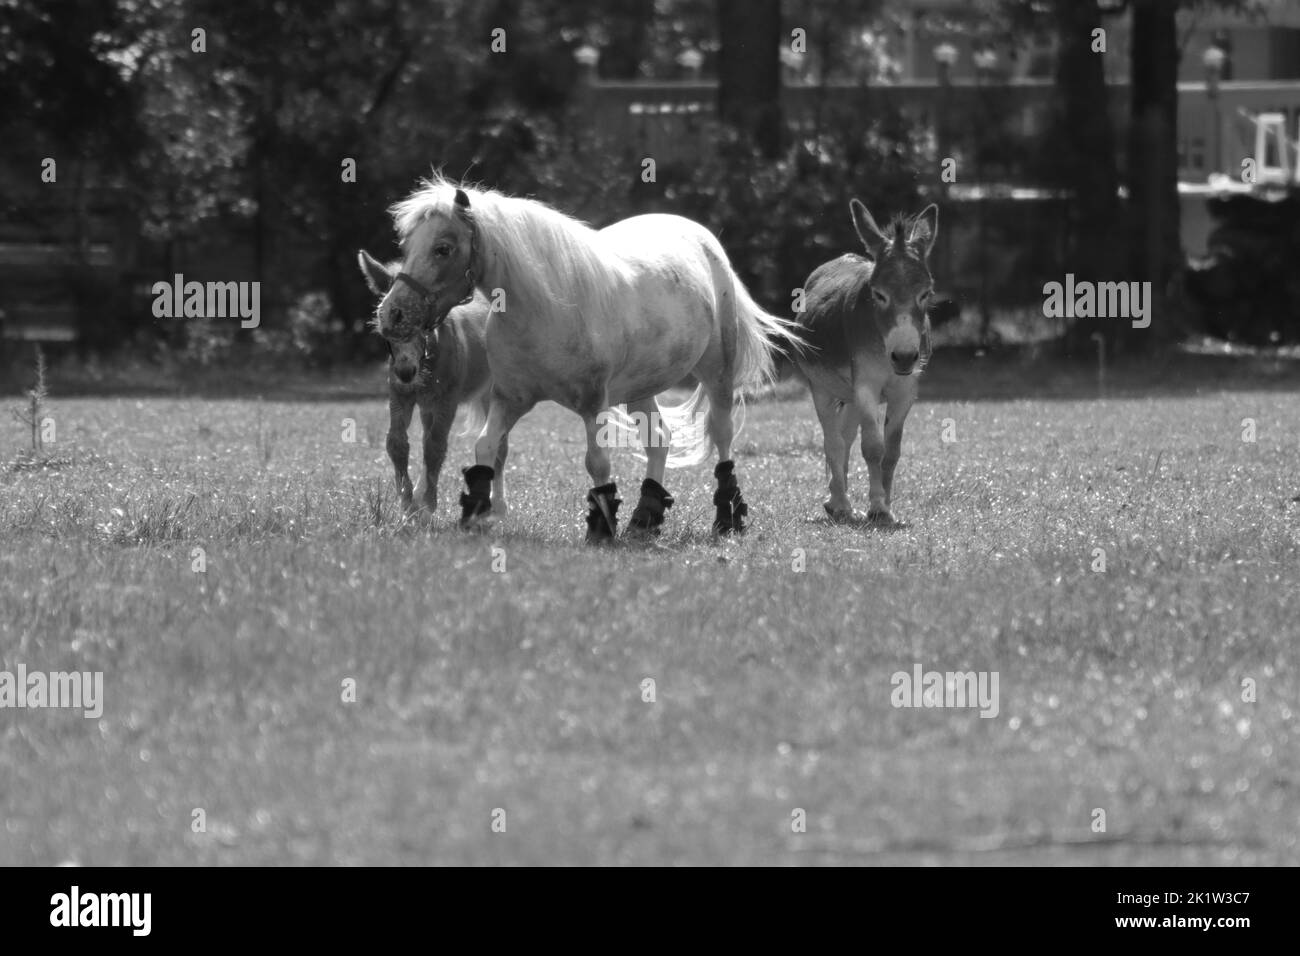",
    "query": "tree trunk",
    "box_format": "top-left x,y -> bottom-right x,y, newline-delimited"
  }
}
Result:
1057,0 -> 1121,354
716,0 -> 782,158
1126,0 -> 1183,351
600,0 -> 654,79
